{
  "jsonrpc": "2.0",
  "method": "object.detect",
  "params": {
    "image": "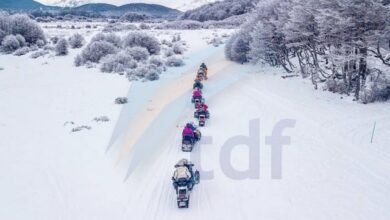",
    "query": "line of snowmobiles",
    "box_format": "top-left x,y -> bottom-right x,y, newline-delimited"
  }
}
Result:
172,63 -> 209,208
